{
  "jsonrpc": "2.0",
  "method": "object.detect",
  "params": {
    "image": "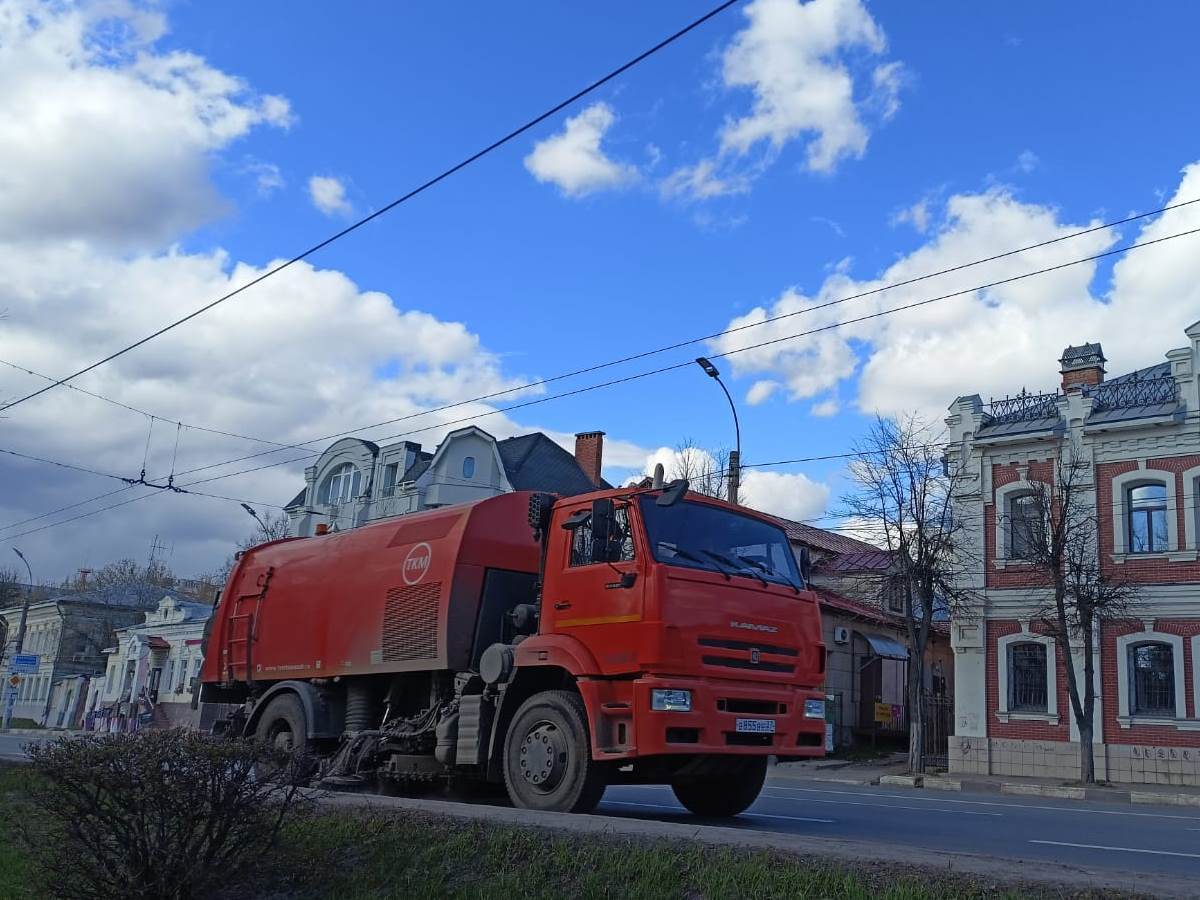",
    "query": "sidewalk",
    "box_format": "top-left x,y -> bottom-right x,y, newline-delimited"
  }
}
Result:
771,757 -> 1200,807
